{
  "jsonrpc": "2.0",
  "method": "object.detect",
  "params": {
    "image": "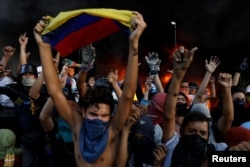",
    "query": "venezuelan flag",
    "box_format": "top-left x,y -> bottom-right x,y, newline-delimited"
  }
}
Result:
41,8 -> 134,57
